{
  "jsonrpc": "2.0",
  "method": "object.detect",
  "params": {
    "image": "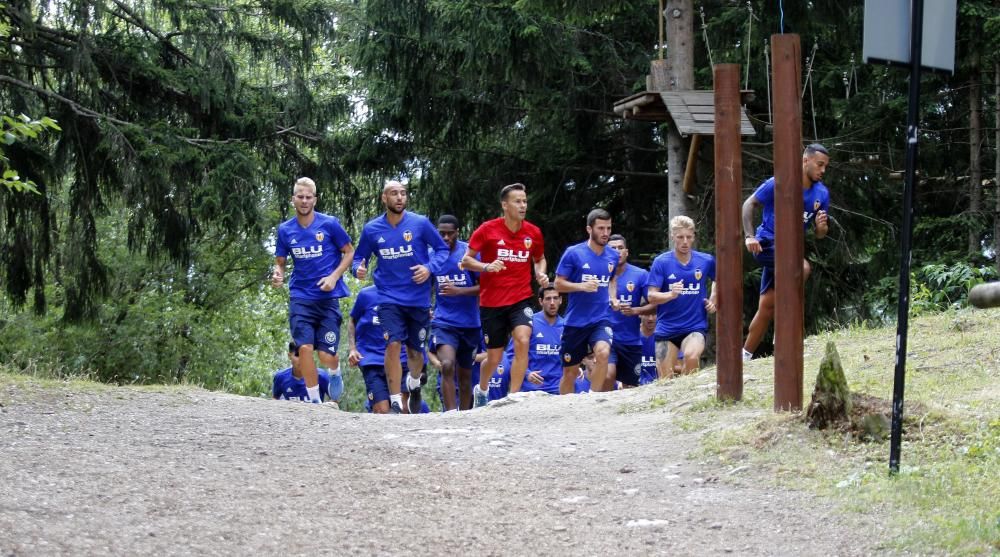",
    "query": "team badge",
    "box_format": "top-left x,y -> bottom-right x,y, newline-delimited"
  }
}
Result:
524,237 -> 532,249
694,269 -> 703,281
484,334 -> 490,345
605,327 -> 613,337
523,307 -> 533,318
813,199 -> 821,211
368,392 -> 374,401
418,328 -> 427,341
315,231 -> 324,242
626,281 -> 635,292
324,331 -> 337,344
563,353 -> 572,362
383,332 -> 389,340
608,263 -> 614,274
403,230 -> 413,242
